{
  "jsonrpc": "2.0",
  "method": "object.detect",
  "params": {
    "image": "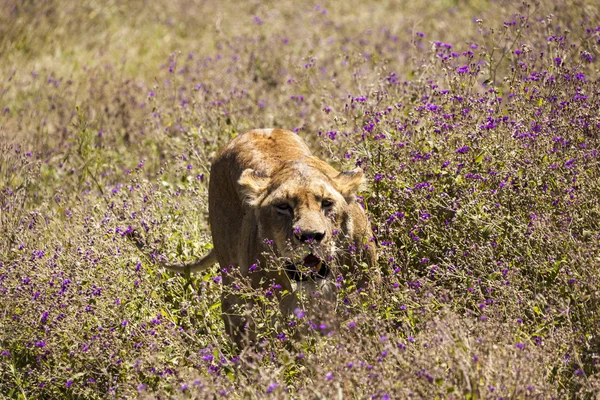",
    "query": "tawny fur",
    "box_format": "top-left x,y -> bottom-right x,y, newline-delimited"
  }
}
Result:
164,129 -> 377,347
